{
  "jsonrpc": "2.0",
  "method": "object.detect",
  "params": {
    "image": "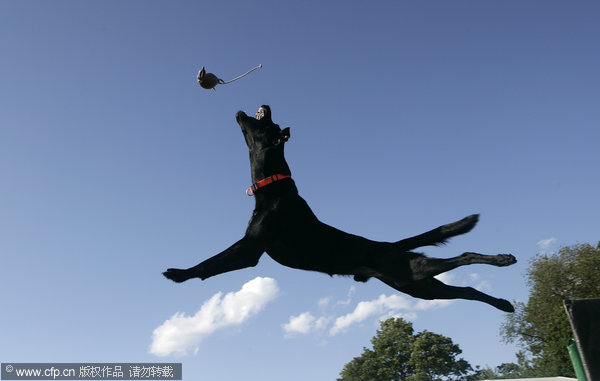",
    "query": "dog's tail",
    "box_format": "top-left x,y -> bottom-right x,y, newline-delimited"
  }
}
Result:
394,214 -> 479,251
